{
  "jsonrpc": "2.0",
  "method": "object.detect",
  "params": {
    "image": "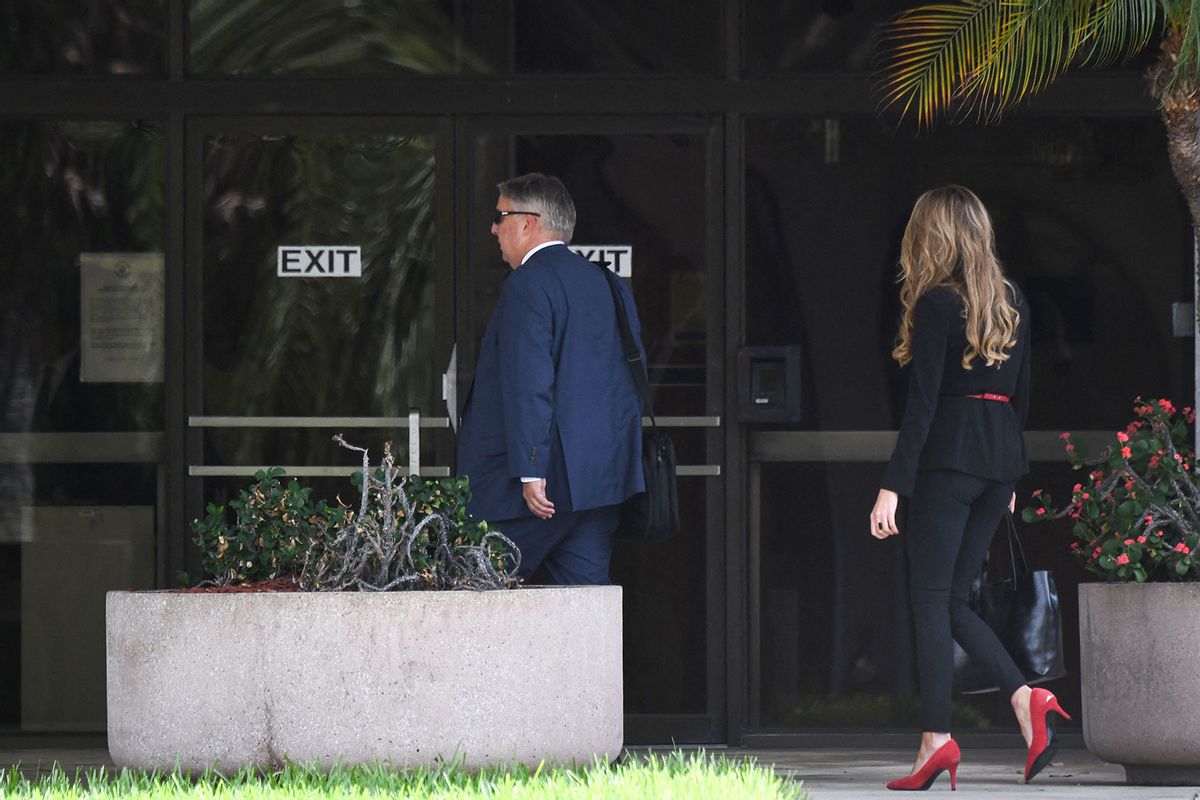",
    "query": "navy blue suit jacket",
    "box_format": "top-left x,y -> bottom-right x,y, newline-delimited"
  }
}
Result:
457,244 -> 646,522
